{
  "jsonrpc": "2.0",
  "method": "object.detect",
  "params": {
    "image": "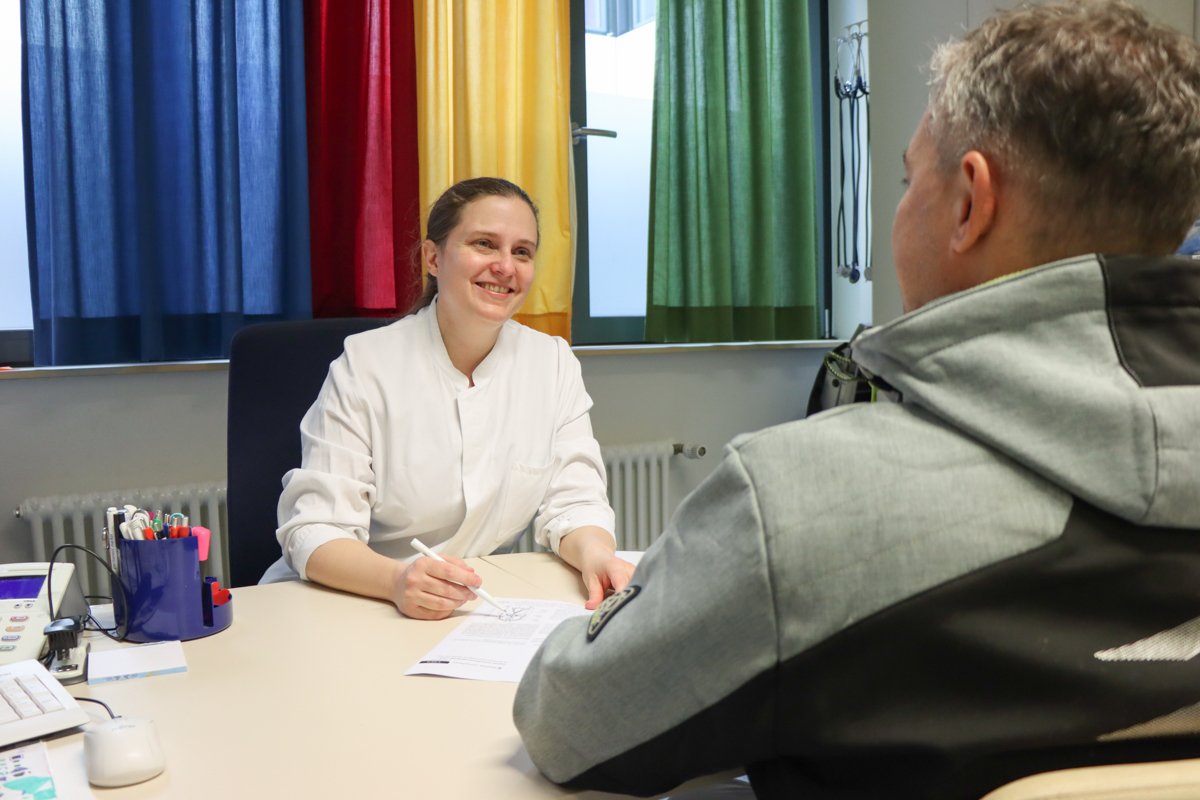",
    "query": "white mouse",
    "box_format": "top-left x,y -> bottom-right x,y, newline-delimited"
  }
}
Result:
82,716 -> 166,787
